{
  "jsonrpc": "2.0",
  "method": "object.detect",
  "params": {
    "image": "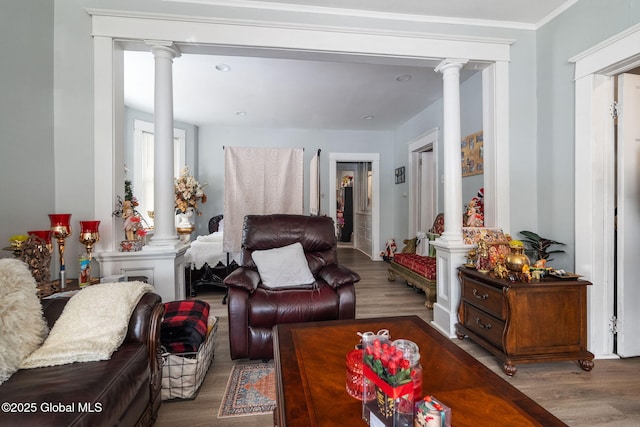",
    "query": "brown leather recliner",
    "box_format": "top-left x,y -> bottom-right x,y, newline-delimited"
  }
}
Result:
223,214 -> 360,360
